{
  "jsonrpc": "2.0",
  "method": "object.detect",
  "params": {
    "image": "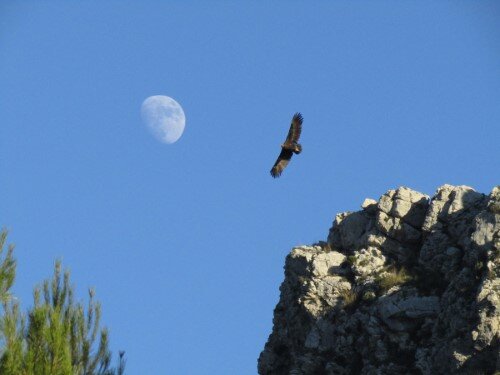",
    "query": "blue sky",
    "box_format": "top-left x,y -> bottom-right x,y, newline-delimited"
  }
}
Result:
1,1 -> 499,374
